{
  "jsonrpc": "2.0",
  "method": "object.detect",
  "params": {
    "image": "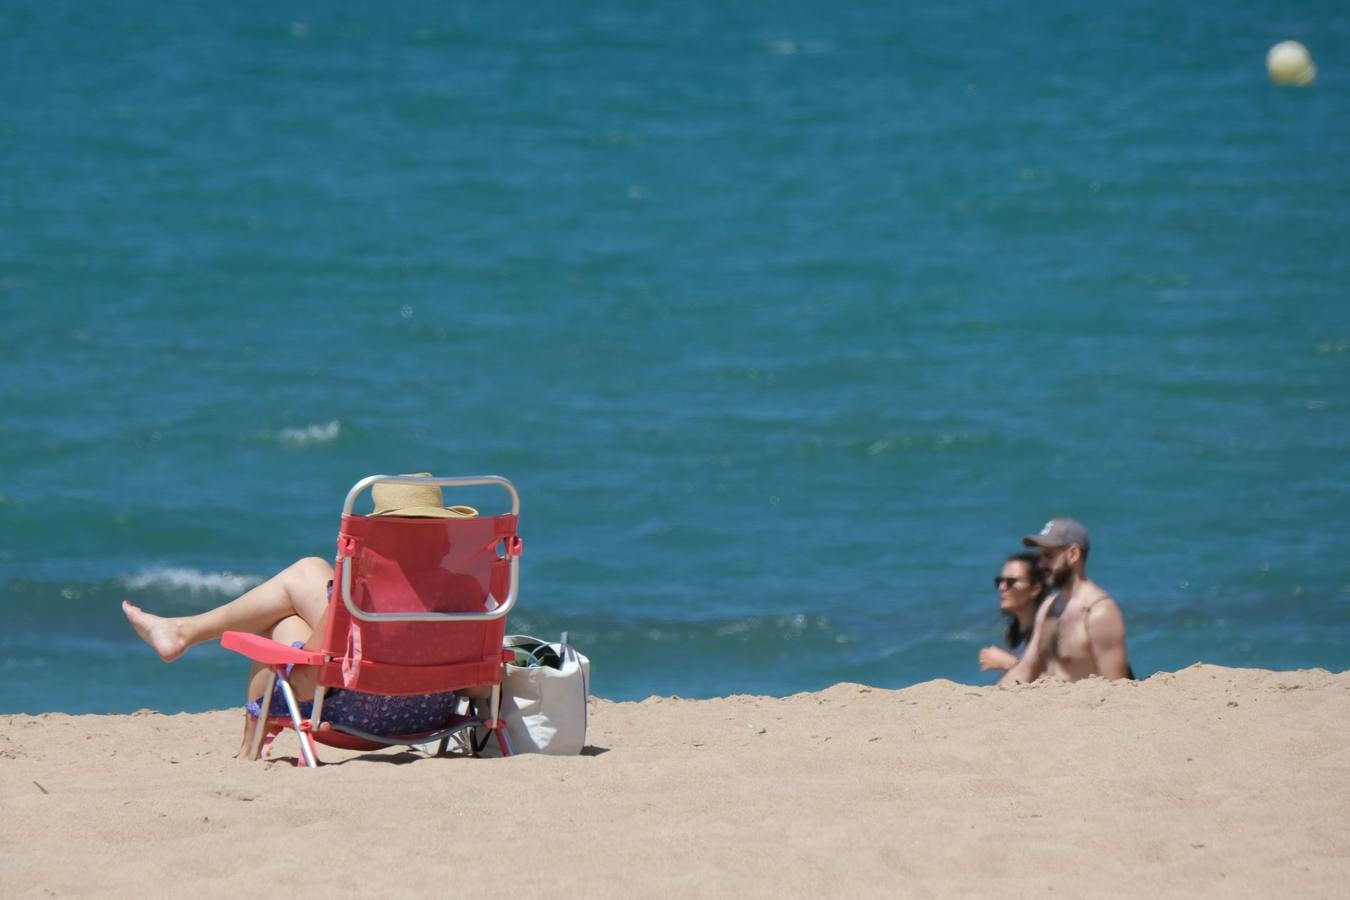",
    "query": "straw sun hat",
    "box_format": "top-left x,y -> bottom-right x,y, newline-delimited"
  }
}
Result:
370,474 -> 478,519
